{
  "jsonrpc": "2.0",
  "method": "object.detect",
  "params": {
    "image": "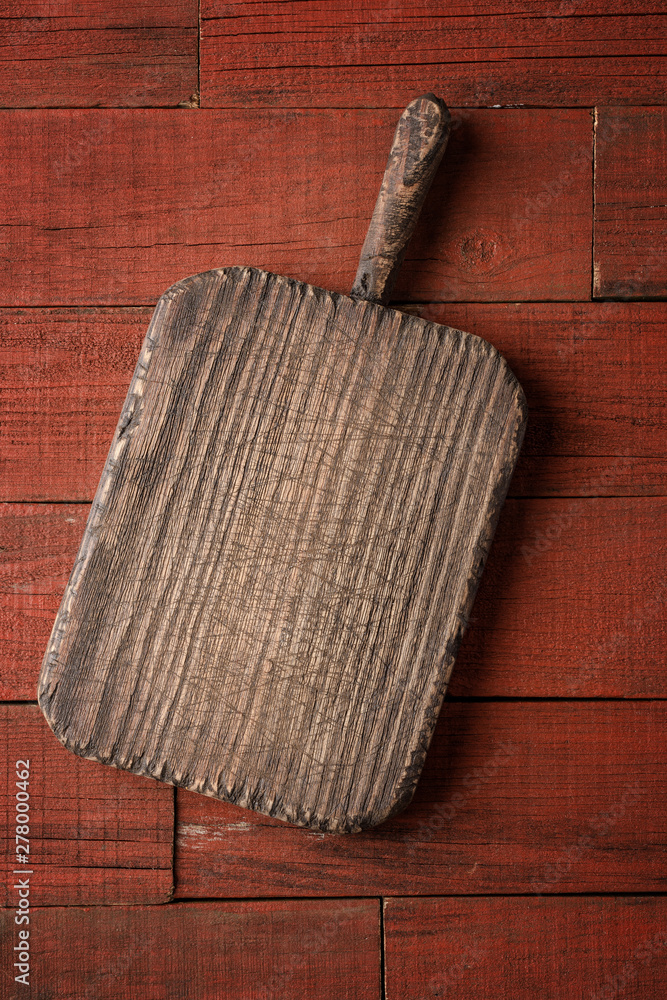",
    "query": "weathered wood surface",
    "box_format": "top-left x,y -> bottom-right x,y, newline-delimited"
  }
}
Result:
200,2 -> 667,109
351,95 -> 450,304
0,2 -> 198,108
0,900 -> 380,1000
3,302 -> 664,503
0,109 -> 591,306
594,107 -> 667,299
38,266 -> 525,833
0,504 -> 88,701
174,700 -> 667,897
0,705 -> 173,905
0,309 -> 147,502
384,897 -> 667,1000
5,498 -> 665,701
